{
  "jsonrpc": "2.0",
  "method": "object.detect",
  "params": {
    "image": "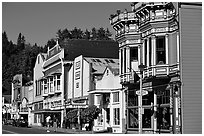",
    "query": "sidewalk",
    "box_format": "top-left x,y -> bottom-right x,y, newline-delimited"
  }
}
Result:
32,125 -> 94,134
